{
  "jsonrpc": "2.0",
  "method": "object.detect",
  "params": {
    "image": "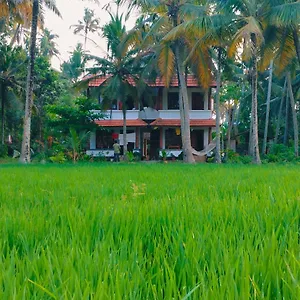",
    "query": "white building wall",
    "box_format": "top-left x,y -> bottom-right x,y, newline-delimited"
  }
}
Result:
119,132 -> 136,146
